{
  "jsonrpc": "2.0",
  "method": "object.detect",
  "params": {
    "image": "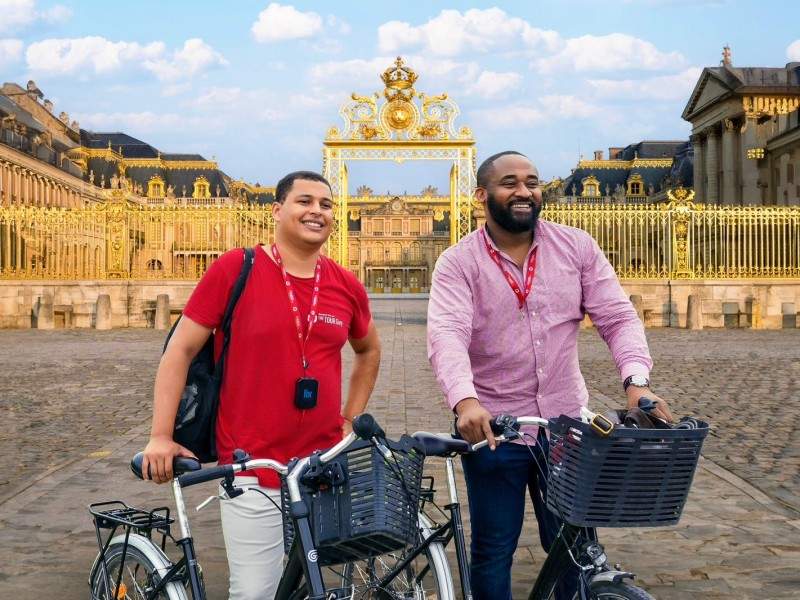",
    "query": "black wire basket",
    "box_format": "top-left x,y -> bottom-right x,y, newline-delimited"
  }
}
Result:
281,435 -> 425,565
545,415 -> 709,527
